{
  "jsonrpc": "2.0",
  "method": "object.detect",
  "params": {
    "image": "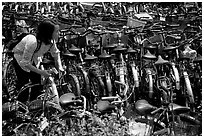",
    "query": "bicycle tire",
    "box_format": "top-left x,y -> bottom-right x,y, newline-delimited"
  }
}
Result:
133,113 -> 201,136
172,113 -> 201,136
79,69 -> 92,110
13,123 -> 40,136
77,67 -> 91,95
3,58 -> 18,93
89,71 -> 105,104
63,74 -> 81,97
141,68 -> 154,99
